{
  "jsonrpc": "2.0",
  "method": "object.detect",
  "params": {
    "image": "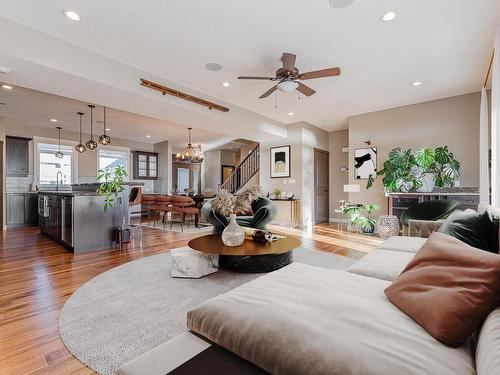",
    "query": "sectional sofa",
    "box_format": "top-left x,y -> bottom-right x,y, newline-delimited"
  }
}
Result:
118,235 -> 499,375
